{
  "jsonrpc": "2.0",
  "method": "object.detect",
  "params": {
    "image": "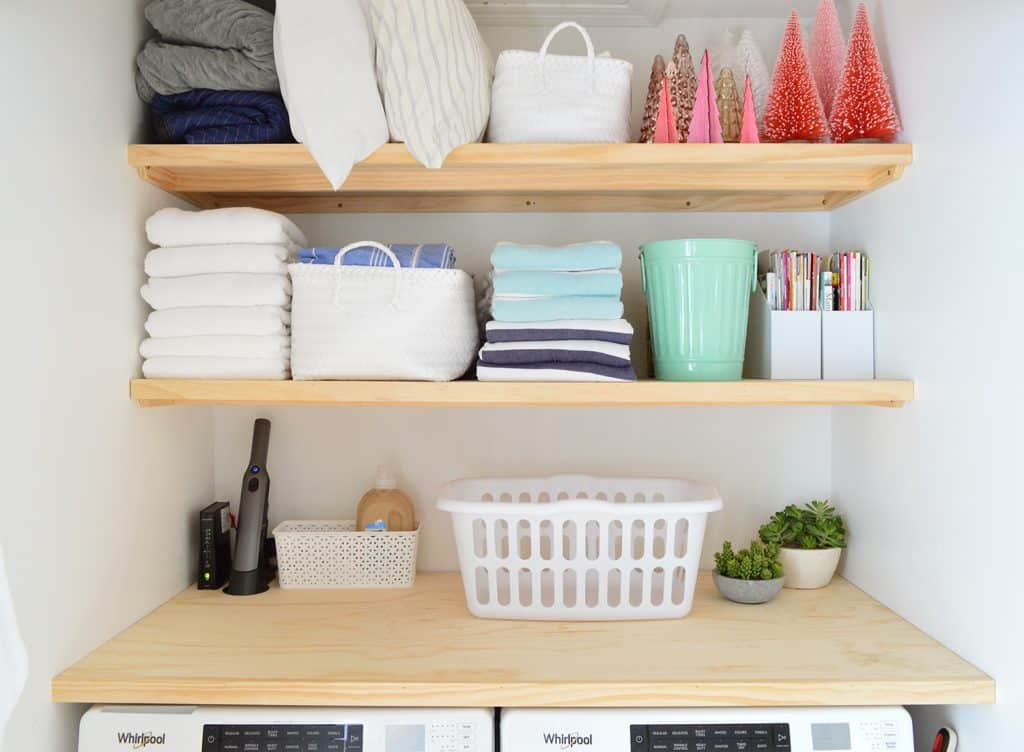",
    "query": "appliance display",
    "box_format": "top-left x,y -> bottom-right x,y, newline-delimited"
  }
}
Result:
500,708 -> 911,752
79,707 -> 493,752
